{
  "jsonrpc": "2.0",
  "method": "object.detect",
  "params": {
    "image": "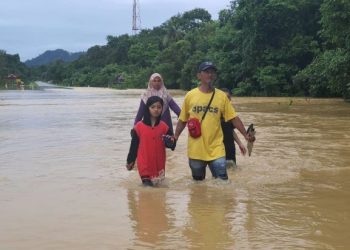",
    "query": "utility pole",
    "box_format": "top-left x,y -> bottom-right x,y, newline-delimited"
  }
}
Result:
132,0 -> 141,35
